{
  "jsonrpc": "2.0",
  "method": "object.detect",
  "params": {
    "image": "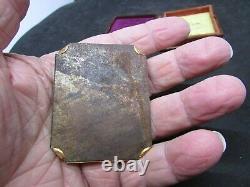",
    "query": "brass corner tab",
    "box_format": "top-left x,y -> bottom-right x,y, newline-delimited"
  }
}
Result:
52,147 -> 65,160
58,45 -> 69,55
139,147 -> 152,158
133,46 -> 144,55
